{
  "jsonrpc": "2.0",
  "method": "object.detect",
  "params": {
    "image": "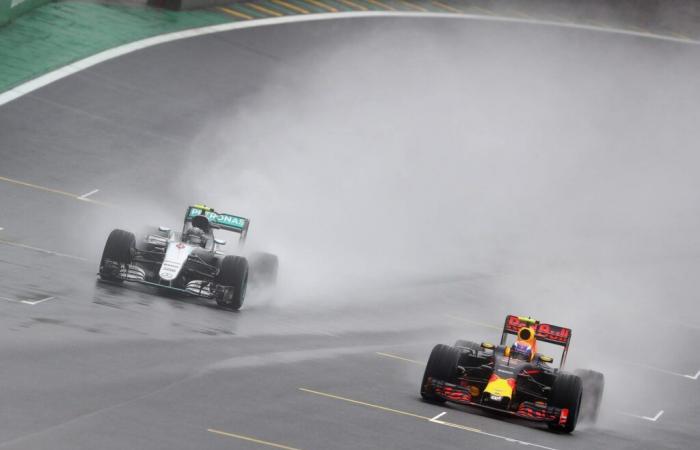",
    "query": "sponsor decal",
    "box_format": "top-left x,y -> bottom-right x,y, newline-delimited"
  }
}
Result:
187,207 -> 247,229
